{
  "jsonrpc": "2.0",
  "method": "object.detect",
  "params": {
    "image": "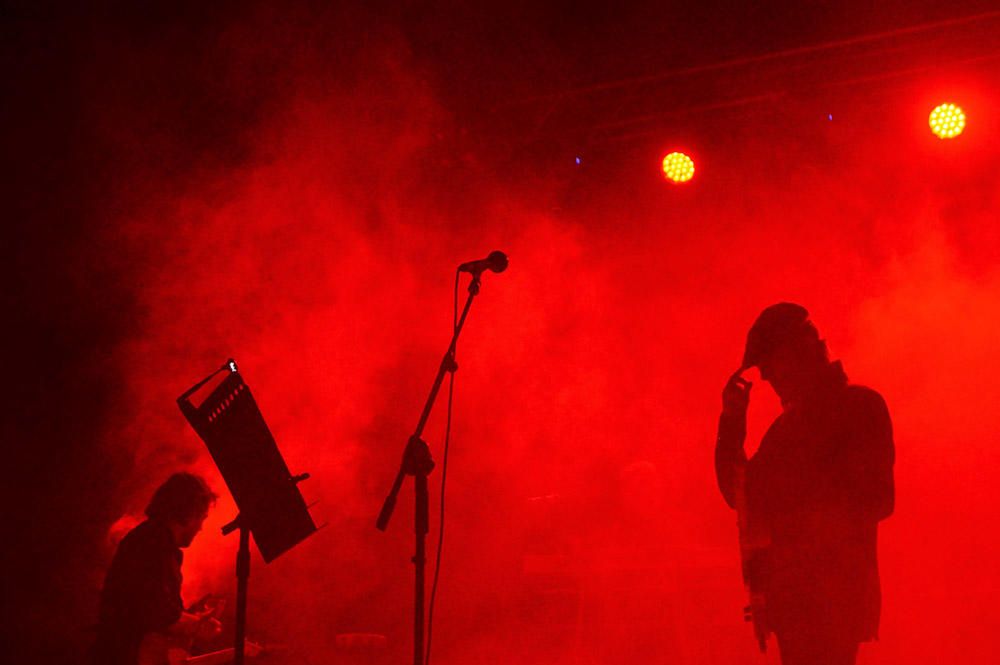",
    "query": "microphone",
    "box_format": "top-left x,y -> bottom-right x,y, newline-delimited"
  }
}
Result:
458,250 -> 509,275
